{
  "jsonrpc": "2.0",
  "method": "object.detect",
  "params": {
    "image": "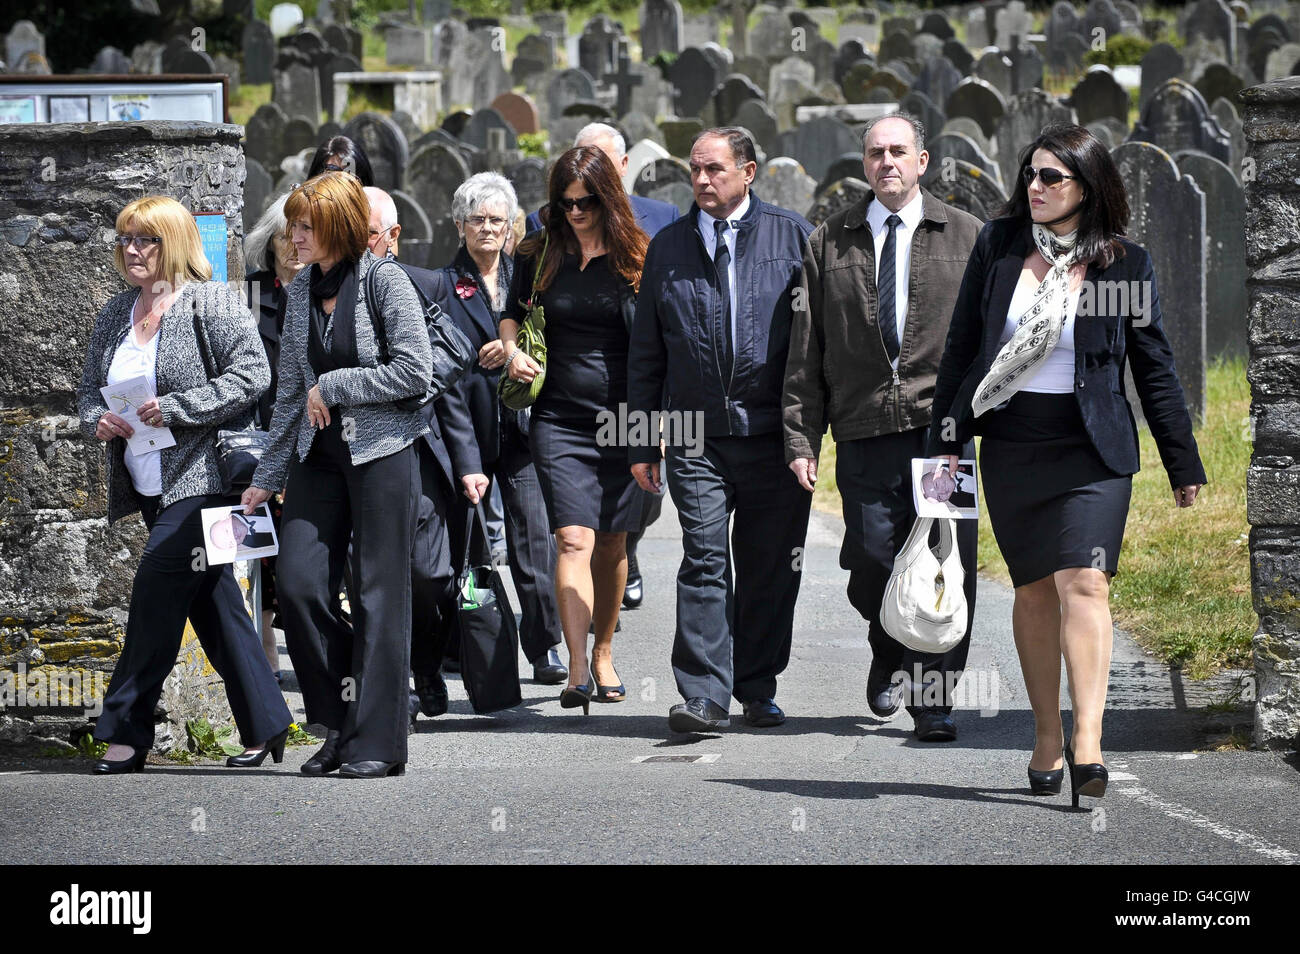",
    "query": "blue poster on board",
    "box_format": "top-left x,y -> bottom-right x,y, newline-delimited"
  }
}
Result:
194,213 -> 227,283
